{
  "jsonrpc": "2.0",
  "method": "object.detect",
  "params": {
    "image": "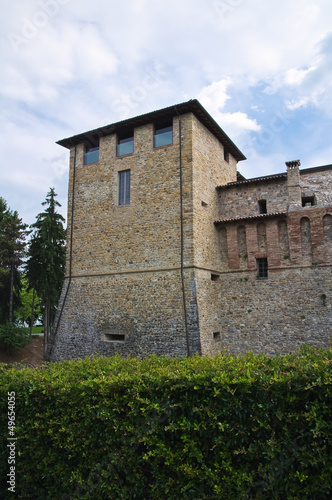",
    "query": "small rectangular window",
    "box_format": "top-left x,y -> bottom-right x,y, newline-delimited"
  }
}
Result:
213,332 -> 221,341
119,170 -> 131,205
84,145 -> 99,165
302,196 -> 315,207
256,258 -> 268,279
154,120 -> 173,148
104,333 -> 125,342
258,200 -> 267,214
117,131 -> 134,156
211,273 -> 220,282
